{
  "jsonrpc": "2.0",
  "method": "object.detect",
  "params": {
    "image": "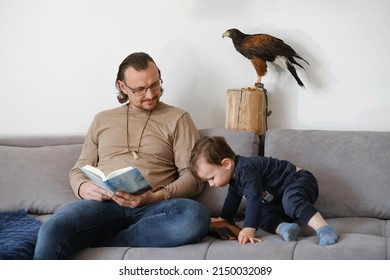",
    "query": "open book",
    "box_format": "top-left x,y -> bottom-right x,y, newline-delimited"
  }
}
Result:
80,165 -> 152,195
